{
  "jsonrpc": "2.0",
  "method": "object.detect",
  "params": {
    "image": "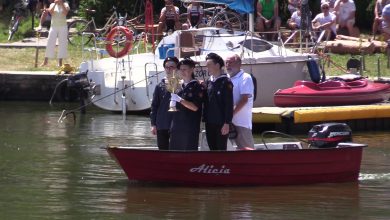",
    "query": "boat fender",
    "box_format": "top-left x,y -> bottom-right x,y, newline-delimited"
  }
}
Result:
105,26 -> 133,58
307,57 -> 321,83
